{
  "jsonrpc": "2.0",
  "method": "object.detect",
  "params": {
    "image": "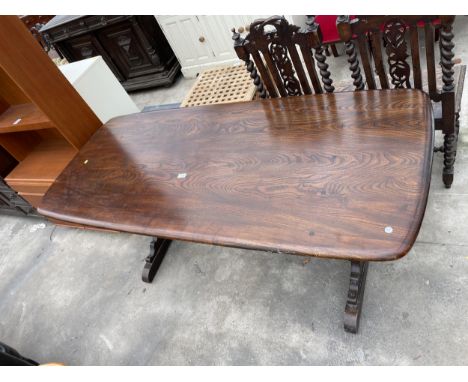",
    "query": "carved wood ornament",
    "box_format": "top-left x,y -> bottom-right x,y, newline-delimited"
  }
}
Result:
268,42 -> 302,96
383,19 -> 411,88
233,15 -> 334,97
248,17 -> 302,96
